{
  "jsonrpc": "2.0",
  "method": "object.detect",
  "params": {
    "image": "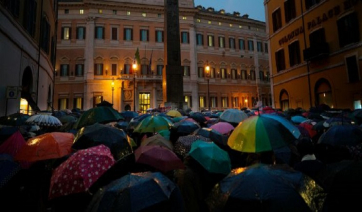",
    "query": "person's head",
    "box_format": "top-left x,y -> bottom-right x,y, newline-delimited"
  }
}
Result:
296,138 -> 314,156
